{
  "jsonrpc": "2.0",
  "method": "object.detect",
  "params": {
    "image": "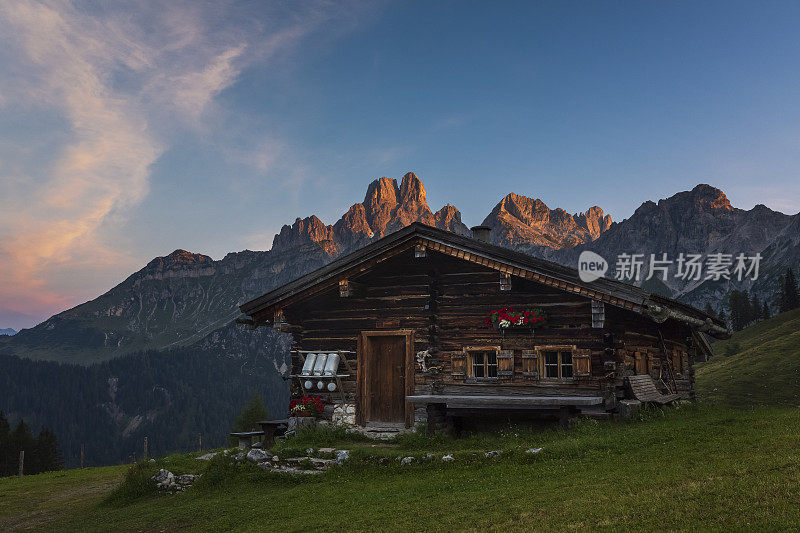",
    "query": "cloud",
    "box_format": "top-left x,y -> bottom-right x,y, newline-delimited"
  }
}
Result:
0,0 -> 370,326
168,44 -> 247,122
